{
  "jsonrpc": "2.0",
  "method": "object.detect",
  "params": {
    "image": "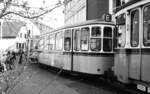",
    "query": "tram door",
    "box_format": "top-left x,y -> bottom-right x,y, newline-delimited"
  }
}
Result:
64,29 -> 72,70
128,8 -> 141,80
72,28 -> 80,71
